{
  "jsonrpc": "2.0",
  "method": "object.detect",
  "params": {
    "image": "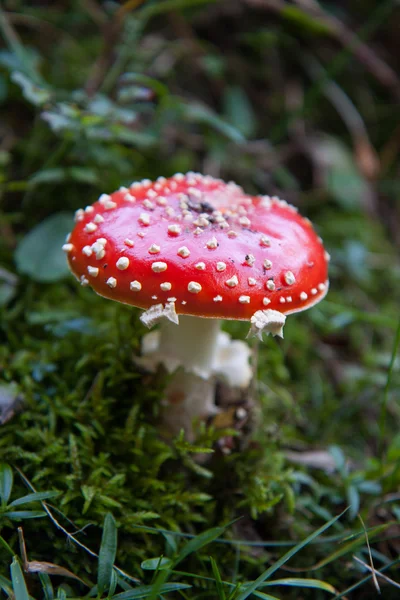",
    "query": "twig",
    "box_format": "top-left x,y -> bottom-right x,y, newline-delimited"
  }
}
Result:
357,515 -> 380,594
353,555 -> 400,590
